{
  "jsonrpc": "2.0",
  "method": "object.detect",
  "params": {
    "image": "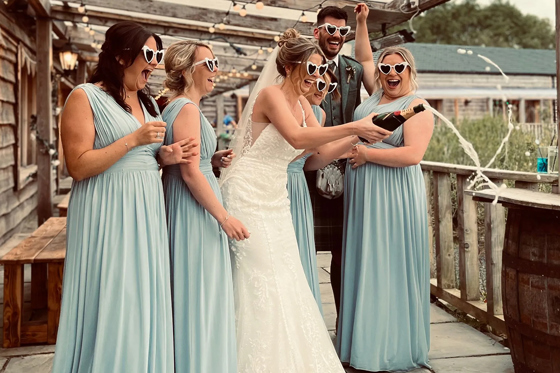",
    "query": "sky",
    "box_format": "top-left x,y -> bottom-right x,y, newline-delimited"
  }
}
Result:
476,0 -> 555,24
